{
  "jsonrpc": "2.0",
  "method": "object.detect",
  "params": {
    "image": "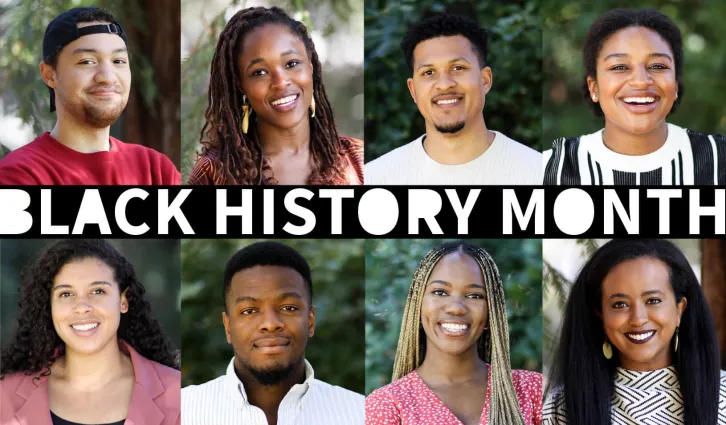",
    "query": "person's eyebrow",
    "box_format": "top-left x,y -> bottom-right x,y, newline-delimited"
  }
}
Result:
642,289 -> 664,296
277,291 -> 304,301
416,56 -> 472,71
245,49 -> 301,73
603,52 -> 673,62
234,295 -> 258,304
608,292 -> 630,300
72,47 -> 128,55
427,279 -> 451,287
52,281 -> 112,292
